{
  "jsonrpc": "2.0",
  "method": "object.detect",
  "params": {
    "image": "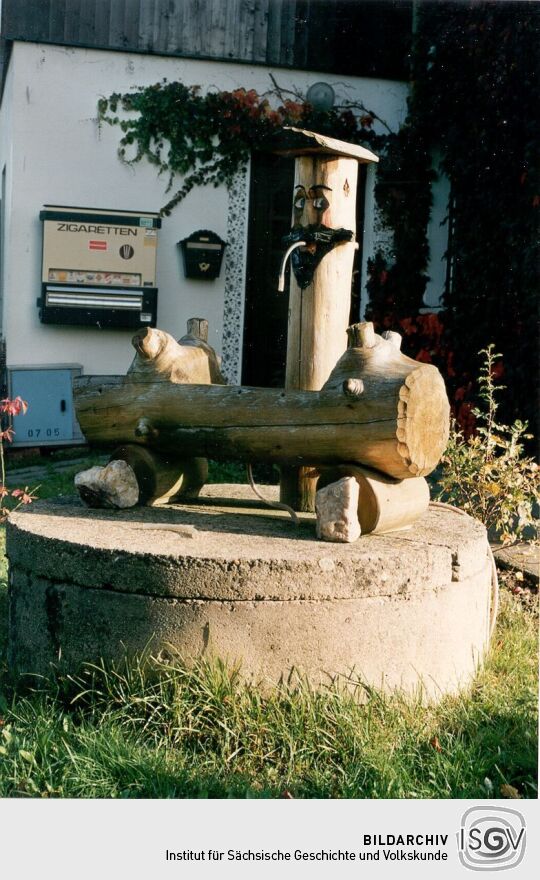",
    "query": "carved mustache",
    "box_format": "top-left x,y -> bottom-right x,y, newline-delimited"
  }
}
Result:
282,224 -> 354,289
